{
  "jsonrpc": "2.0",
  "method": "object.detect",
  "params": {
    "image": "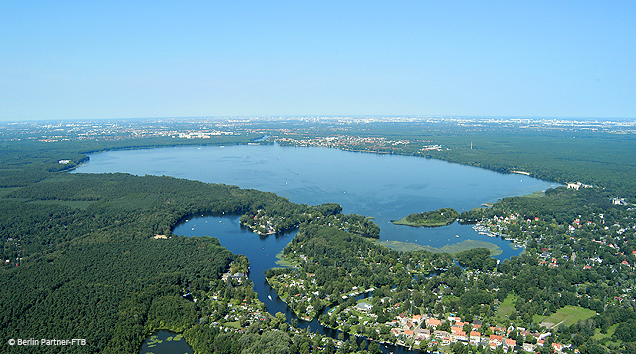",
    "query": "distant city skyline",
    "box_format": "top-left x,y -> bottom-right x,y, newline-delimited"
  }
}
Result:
1,1 -> 635,121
